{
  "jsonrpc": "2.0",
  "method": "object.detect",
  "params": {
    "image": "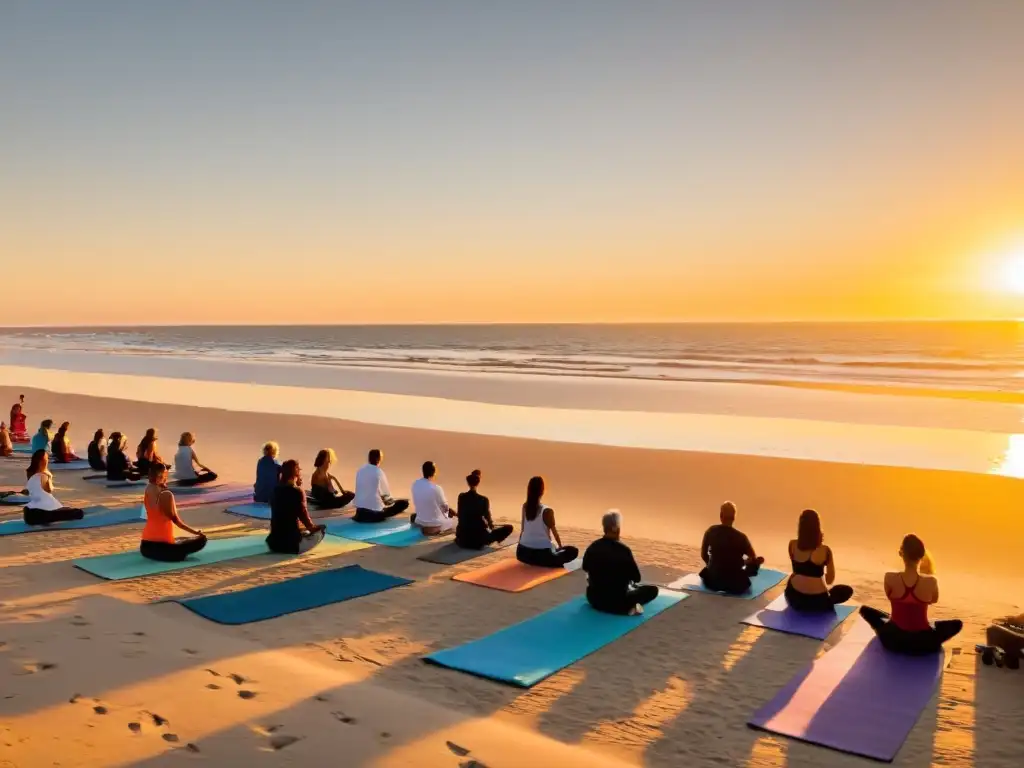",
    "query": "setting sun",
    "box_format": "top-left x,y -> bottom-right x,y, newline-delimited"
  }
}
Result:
996,241 -> 1024,294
